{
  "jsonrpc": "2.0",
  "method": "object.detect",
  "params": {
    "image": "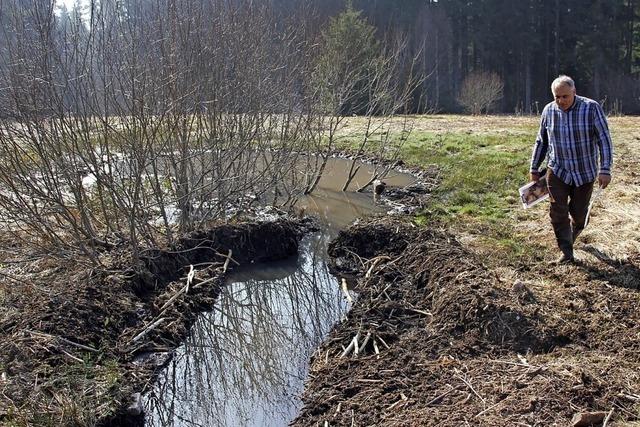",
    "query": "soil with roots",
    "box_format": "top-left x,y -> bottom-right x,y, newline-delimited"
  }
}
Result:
0,219 -> 307,426
292,218 -> 640,426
